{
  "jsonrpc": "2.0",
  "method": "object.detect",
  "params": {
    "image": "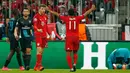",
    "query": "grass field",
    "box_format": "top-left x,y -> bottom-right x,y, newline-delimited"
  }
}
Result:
0,69 -> 130,73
